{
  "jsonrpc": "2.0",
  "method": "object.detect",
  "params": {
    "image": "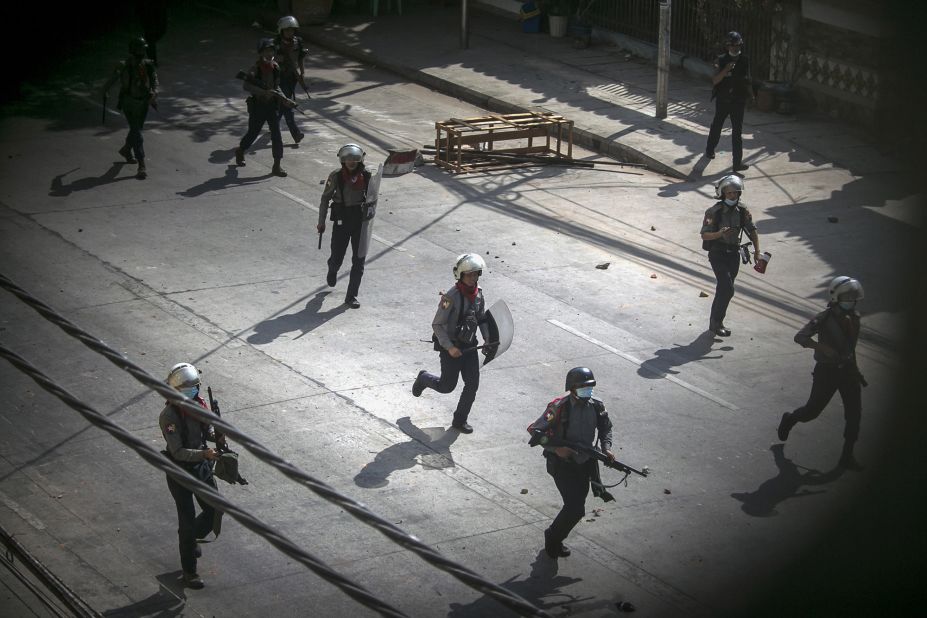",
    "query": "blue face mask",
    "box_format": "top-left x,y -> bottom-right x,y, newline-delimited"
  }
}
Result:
575,386 -> 594,399
180,386 -> 199,399
723,198 -> 738,206
838,301 -> 856,311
